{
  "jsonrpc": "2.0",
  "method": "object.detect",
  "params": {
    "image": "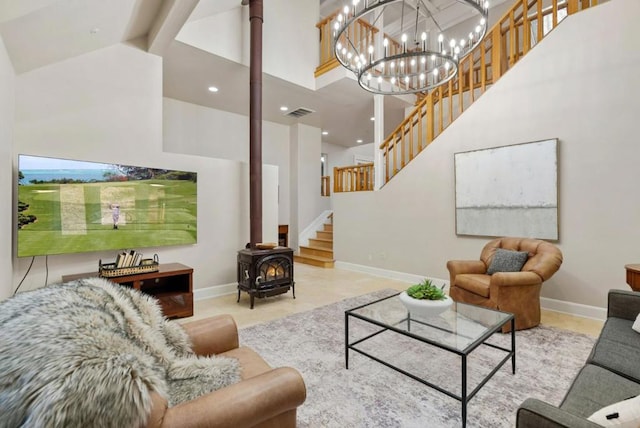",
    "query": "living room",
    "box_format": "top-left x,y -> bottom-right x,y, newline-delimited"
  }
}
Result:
1,0 -> 640,426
